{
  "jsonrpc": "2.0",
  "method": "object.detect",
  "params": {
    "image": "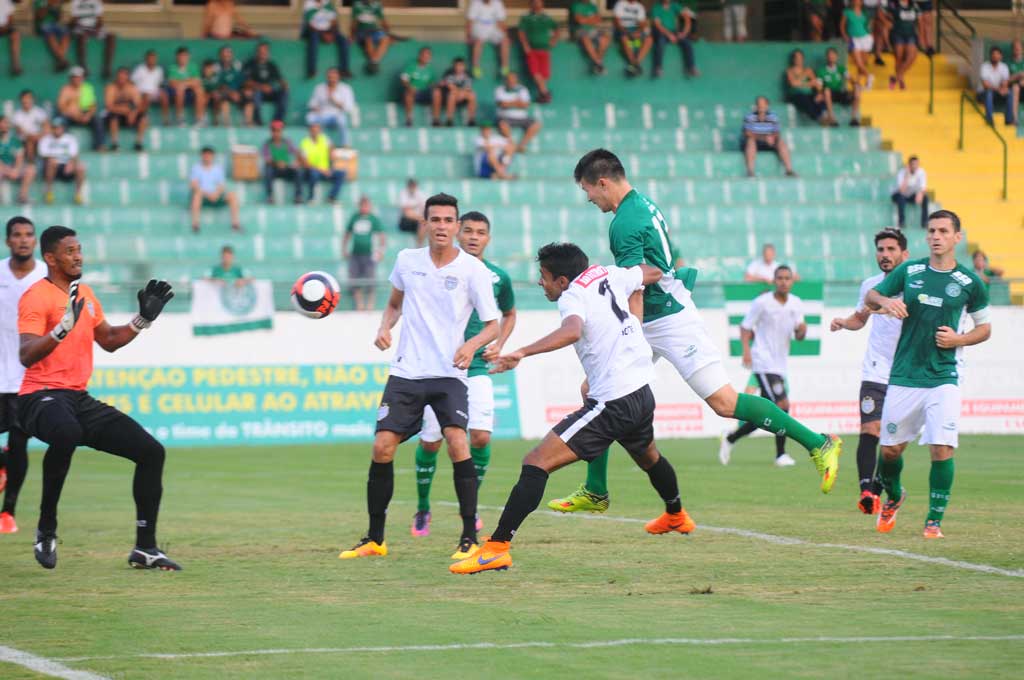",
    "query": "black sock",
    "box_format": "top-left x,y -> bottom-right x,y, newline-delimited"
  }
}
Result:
366,461 -> 394,544
645,455 -> 682,514
857,433 -> 880,492
2,431 -> 28,516
775,434 -> 787,458
132,440 -> 165,549
451,458 -> 478,542
727,421 -> 758,444
491,465 -> 549,543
